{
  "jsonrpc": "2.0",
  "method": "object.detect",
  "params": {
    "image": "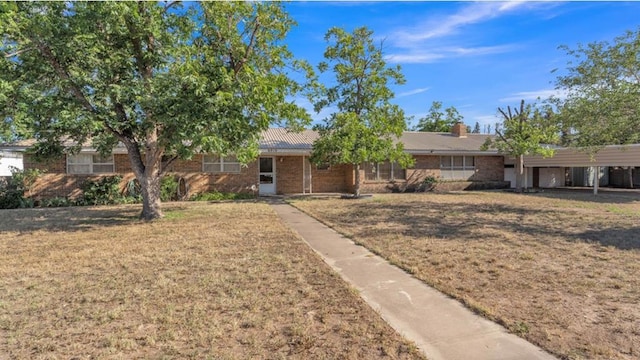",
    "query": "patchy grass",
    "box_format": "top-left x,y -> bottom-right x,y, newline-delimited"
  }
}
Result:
0,202 -> 424,359
290,190 -> 640,360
